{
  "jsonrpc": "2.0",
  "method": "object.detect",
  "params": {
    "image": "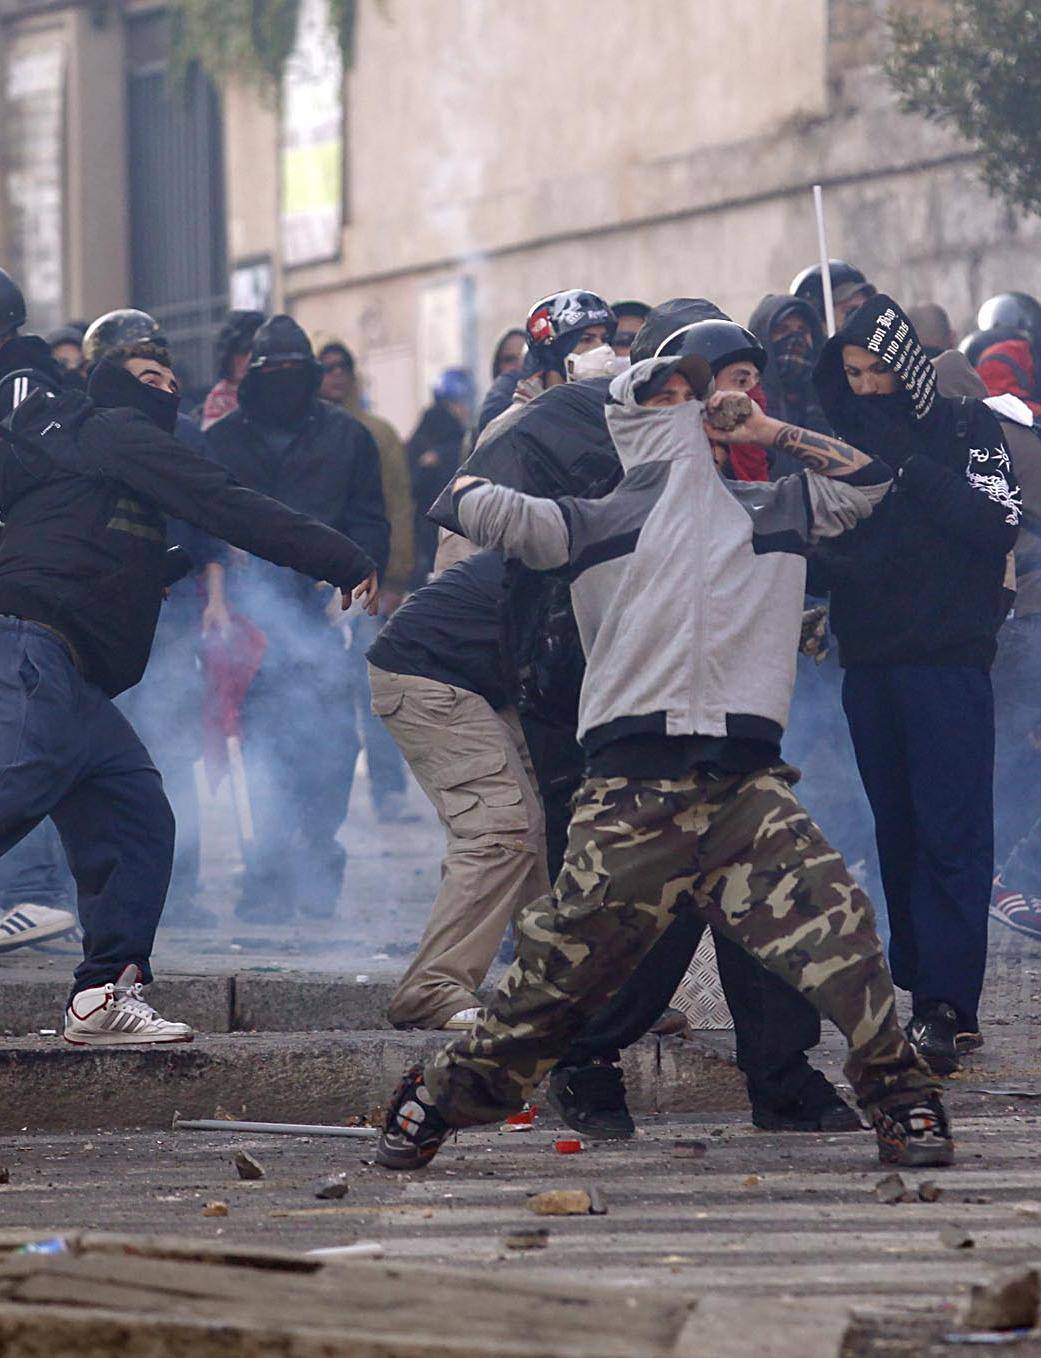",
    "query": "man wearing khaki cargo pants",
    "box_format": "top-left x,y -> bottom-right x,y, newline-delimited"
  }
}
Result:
367,550 -> 548,1030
